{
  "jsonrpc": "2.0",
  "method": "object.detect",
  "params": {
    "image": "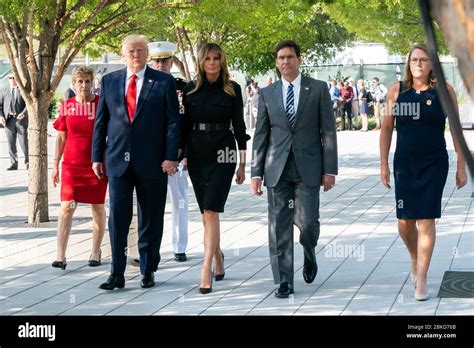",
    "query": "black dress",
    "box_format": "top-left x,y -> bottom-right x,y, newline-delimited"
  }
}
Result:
182,77 -> 250,213
393,82 -> 448,219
